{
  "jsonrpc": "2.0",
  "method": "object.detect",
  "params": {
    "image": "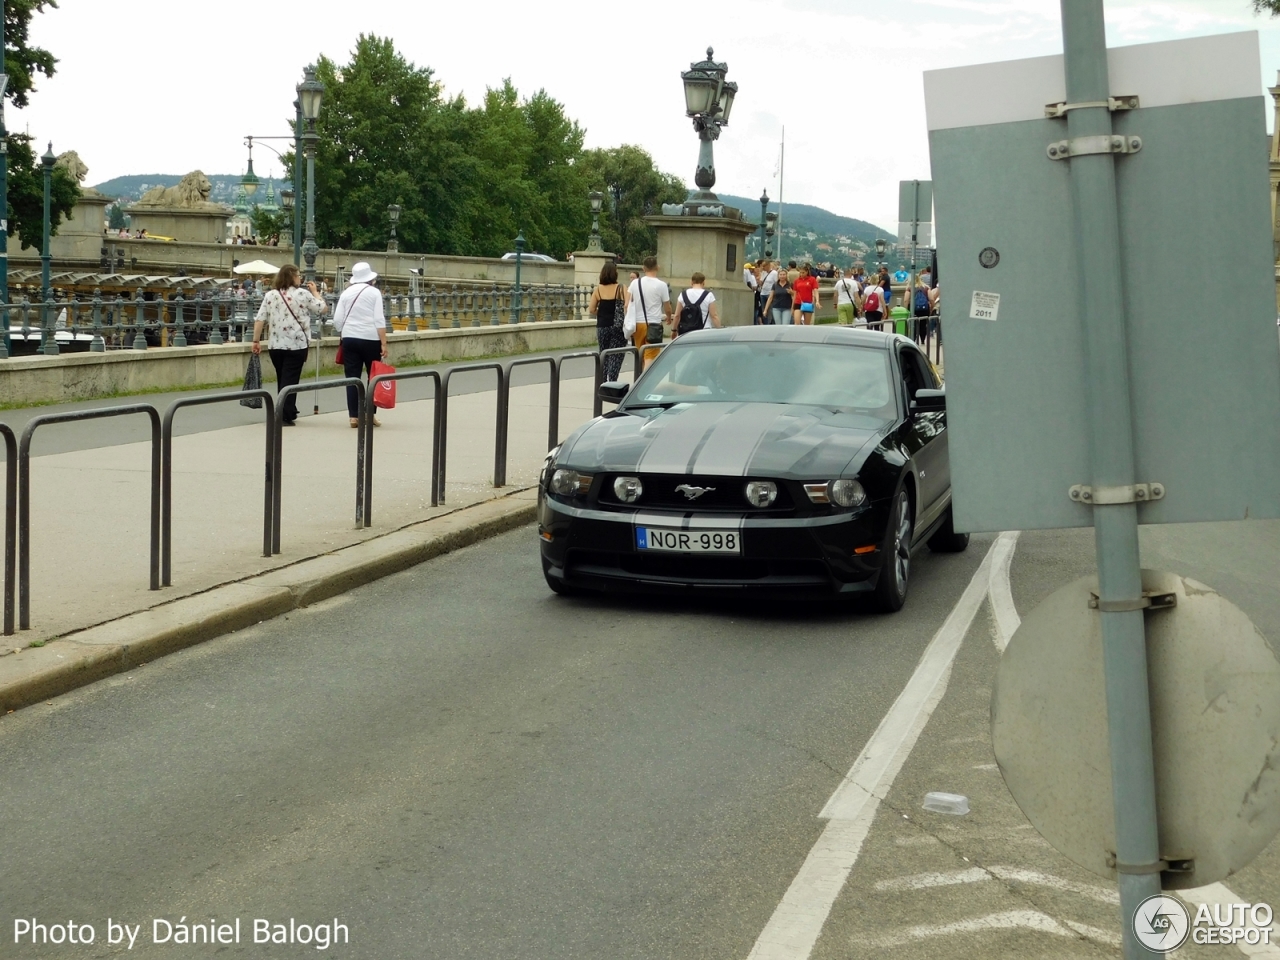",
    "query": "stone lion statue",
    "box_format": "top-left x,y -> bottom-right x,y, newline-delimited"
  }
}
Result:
54,150 -> 89,184
138,170 -> 214,208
